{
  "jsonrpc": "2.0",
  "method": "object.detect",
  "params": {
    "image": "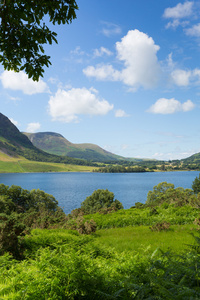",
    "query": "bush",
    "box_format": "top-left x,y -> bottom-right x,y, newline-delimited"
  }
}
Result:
192,173 -> 200,194
150,221 -> 171,231
0,213 -> 26,258
81,189 -> 123,214
146,182 -> 196,207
